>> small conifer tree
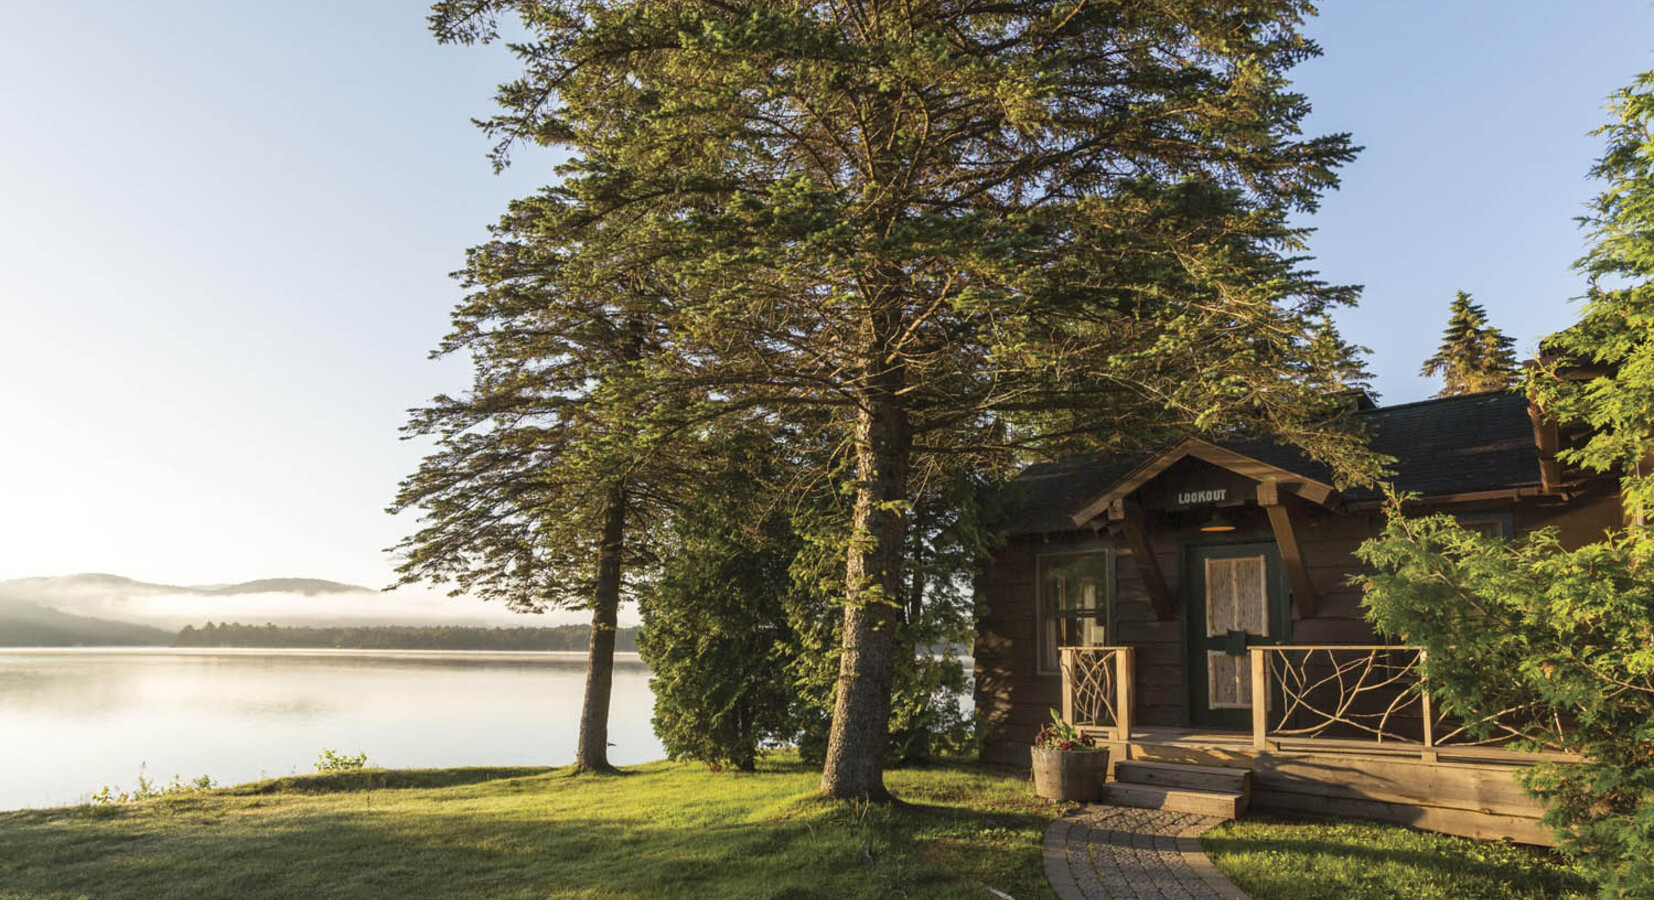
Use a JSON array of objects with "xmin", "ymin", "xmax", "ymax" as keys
[{"xmin": 1419, "ymin": 291, "xmax": 1521, "ymax": 397}]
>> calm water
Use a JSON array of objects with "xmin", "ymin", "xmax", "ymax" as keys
[{"xmin": 0, "ymin": 648, "xmax": 661, "ymax": 811}]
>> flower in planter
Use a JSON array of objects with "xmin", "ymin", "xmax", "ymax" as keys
[
  {"xmin": 1030, "ymin": 709, "xmax": 1109, "ymax": 802},
  {"xmin": 1033, "ymin": 709, "xmax": 1102, "ymax": 751}
]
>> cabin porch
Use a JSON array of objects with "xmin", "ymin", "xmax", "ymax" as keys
[{"xmin": 1057, "ymin": 644, "xmax": 1569, "ymax": 845}]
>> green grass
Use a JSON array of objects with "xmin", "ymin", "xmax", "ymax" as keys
[
  {"xmin": 1203, "ymin": 816, "xmax": 1596, "ymax": 900},
  {"xmin": 0, "ymin": 757, "xmax": 1059, "ymax": 899}
]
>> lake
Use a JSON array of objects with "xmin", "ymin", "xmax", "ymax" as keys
[{"xmin": 0, "ymin": 648, "xmax": 661, "ymax": 811}]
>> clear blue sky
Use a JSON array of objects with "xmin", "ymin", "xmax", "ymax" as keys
[{"xmin": 0, "ymin": 1, "xmax": 1649, "ymax": 588}]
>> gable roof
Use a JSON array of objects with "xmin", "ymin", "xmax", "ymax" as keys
[
  {"xmin": 1065, "ymin": 437, "xmax": 1341, "ymax": 526},
  {"xmin": 1004, "ymin": 390, "xmax": 1543, "ymax": 535}
]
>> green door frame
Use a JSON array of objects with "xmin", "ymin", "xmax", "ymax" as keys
[{"xmin": 1183, "ymin": 539, "xmax": 1292, "ymax": 730}]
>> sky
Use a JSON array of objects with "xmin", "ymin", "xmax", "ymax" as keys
[{"xmin": 0, "ymin": 1, "xmax": 1650, "ymax": 596}]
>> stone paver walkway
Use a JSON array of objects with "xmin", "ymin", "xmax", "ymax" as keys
[{"xmin": 1043, "ymin": 806, "xmax": 1249, "ymax": 900}]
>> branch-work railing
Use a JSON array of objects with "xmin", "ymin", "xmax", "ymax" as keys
[
  {"xmin": 1250, "ymin": 645, "xmax": 1568, "ymax": 760},
  {"xmin": 1059, "ymin": 646, "xmax": 1134, "ymax": 740}
]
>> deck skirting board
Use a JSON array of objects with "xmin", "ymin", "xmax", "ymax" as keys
[
  {"xmin": 1250, "ymin": 791, "xmax": 1553, "ymax": 846},
  {"xmin": 1251, "ymin": 753, "xmax": 1540, "ymax": 820},
  {"xmin": 1119, "ymin": 733, "xmax": 1555, "ymax": 846}
]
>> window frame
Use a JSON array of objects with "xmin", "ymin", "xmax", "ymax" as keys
[
  {"xmin": 1455, "ymin": 511, "xmax": 1514, "ymax": 540},
  {"xmin": 1034, "ymin": 545, "xmax": 1115, "ymax": 676}
]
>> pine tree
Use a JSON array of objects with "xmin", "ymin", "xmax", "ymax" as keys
[
  {"xmin": 431, "ymin": 0, "xmax": 1381, "ymax": 801},
  {"xmin": 389, "ymin": 191, "xmax": 704, "ymax": 773},
  {"xmin": 1419, "ymin": 291, "xmax": 1520, "ymax": 397}
]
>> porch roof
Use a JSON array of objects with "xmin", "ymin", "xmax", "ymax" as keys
[{"xmin": 1004, "ymin": 391, "xmax": 1544, "ymax": 535}]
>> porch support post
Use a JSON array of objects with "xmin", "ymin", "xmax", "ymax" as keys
[
  {"xmin": 1115, "ymin": 647, "xmax": 1135, "ymax": 742},
  {"xmin": 1419, "ymin": 648, "xmax": 1438, "ymax": 763},
  {"xmin": 1116, "ymin": 500, "xmax": 1175, "ymax": 621},
  {"xmin": 1060, "ymin": 647, "xmax": 1075, "ymax": 726},
  {"xmin": 1251, "ymin": 647, "xmax": 1269, "ymax": 750},
  {"xmin": 1259, "ymin": 479, "xmax": 1318, "ymax": 620}
]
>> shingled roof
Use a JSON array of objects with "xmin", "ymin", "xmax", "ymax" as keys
[{"xmin": 1004, "ymin": 391, "xmax": 1542, "ymax": 535}]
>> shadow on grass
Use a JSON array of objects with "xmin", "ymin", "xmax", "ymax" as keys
[
  {"xmin": 1205, "ymin": 818, "xmax": 1593, "ymax": 899},
  {"xmin": 228, "ymin": 766, "xmax": 554, "ymax": 795},
  {"xmin": 884, "ymin": 798, "xmax": 1049, "ymax": 834}
]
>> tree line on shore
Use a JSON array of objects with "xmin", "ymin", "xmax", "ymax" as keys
[{"xmin": 173, "ymin": 622, "xmax": 637, "ymax": 652}]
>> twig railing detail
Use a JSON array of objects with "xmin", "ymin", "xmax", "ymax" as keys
[
  {"xmin": 1059, "ymin": 646, "xmax": 1134, "ymax": 740},
  {"xmin": 1250, "ymin": 645, "xmax": 1564, "ymax": 759}
]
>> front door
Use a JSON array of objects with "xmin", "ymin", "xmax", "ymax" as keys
[{"xmin": 1185, "ymin": 542, "xmax": 1290, "ymax": 729}]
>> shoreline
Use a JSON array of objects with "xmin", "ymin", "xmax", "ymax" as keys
[{"xmin": 0, "ymin": 646, "xmax": 648, "ymax": 660}]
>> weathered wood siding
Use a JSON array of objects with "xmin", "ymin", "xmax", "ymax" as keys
[
  {"xmin": 1517, "ymin": 492, "xmax": 1624, "ymax": 546},
  {"xmin": 975, "ymin": 533, "xmax": 1074, "ymax": 765}
]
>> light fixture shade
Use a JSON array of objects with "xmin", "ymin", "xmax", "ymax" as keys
[{"xmin": 1198, "ymin": 510, "xmax": 1236, "ymax": 533}]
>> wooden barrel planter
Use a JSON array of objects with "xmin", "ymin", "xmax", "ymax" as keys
[{"xmin": 1031, "ymin": 746, "xmax": 1109, "ymax": 802}]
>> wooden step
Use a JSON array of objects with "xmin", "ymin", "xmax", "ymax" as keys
[
  {"xmin": 1115, "ymin": 760, "xmax": 1251, "ymax": 794},
  {"xmin": 1124, "ymin": 741, "xmax": 1258, "ymax": 769},
  {"xmin": 1098, "ymin": 782, "xmax": 1249, "ymax": 819}
]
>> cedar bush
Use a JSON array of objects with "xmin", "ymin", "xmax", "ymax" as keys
[
  {"xmin": 1358, "ymin": 513, "xmax": 1654, "ymax": 897},
  {"xmin": 1358, "ymin": 66, "xmax": 1654, "ymax": 899},
  {"xmin": 636, "ymin": 452, "xmax": 801, "ymax": 772}
]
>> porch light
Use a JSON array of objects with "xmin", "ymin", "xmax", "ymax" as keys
[{"xmin": 1198, "ymin": 510, "xmax": 1236, "ymax": 533}]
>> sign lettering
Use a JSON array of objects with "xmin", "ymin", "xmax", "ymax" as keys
[{"xmin": 1176, "ymin": 489, "xmax": 1228, "ymax": 505}]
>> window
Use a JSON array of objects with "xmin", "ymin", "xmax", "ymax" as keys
[
  {"xmin": 1456, "ymin": 513, "xmax": 1513, "ymax": 539},
  {"xmin": 1036, "ymin": 550, "xmax": 1111, "ymax": 674}
]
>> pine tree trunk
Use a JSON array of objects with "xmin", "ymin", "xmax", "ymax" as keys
[
  {"xmin": 820, "ymin": 391, "xmax": 911, "ymax": 801},
  {"xmin": 575, "ymin": 482, "xmax": 626, "ymax": 773}
]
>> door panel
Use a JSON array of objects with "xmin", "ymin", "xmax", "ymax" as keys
[{"xmin": 1186, "ymin": 543, "xmax": 1290, "ymax": 729}]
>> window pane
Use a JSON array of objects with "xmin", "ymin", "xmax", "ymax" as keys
[
  {"xmin": 1043, "ymin": 553, "xmax": 1109, "ymax": 614},
  {"xmin": 1038, "ymin": 551, "xmax": 1109, "ymax": 671}
]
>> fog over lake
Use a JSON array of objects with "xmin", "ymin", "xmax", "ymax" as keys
[
  {"xmin": 0, "ymin": 575, "xmax": 591, "ymax": 630},
  {"xmin": 0, "ymin": 648, "xmax": 660, "ymax": 811}
]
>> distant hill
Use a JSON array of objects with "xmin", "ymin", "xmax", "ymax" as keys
[
  {"xmin": 0, "ymin": 574, "xmax": 372, "ymax": 599},
  {"xmin": 0, "ymin": 600, "xmax": 174, "ymax": 647}
]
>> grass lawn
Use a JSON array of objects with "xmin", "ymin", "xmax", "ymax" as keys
[
  {"xmin": 1202, "ymin": 816, "xmax": 1596, "ymax": 900},
  {"xmin": 0, "ymin": 758, "xmax": 1059, "ymax": 900}
]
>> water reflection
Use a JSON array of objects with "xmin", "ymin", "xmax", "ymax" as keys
[{"xmin": 0, "ymin": 648, "xmax": 659, "ymax": 811}]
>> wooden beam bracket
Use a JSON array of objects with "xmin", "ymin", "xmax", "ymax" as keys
[
  {"xmin": 1529, "ymin": 402, "xmax": 1563, "ymax": 494},
  {"xmin": 1260, "ymin": 479, "xmax": 1318, "ymax": 620},
  {"xmin": 1120, "ymin": 500, "xmax": 1176, "ymax": 621}
]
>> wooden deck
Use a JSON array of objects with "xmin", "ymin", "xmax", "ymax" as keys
[{"xmin": 1080, "ymin": 725, "xmax": 1560, "ymax": 846}]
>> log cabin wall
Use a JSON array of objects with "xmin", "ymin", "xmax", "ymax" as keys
[
  {"xmin": 976, "ymin": 504, "xmax": 1390, "ymax": 765},
  {"xmin": 978, "ymin": 506, "xmax": 1628, "ymax": 765},
  {"xmin": 975, "ymin": 493, "xmax": 1629, "ymax": 765},
  {"xmin": 975, "ymin": 530, "xmax": 1084, "ymax": 766},
  {"xmin": 975, "ymin": 391, "xmax": 1627, "ymax": 765}
]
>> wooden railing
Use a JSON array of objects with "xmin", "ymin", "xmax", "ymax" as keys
[
  {"xmin": 1059, "ymin": 646, "xmax": 1134, "ymax": 740},
  {"xmin": 1055, "ymin": 643, "xmax": 1565, "ymax": 761},
  {"xmin": 1250, "ymin": 645, "xmax": 1566, "ymax": 761}
]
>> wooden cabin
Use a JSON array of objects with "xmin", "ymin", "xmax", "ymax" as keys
[{"xmin": 973, "ymin": 390, "xmax": 1623, "ymax": 842}]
